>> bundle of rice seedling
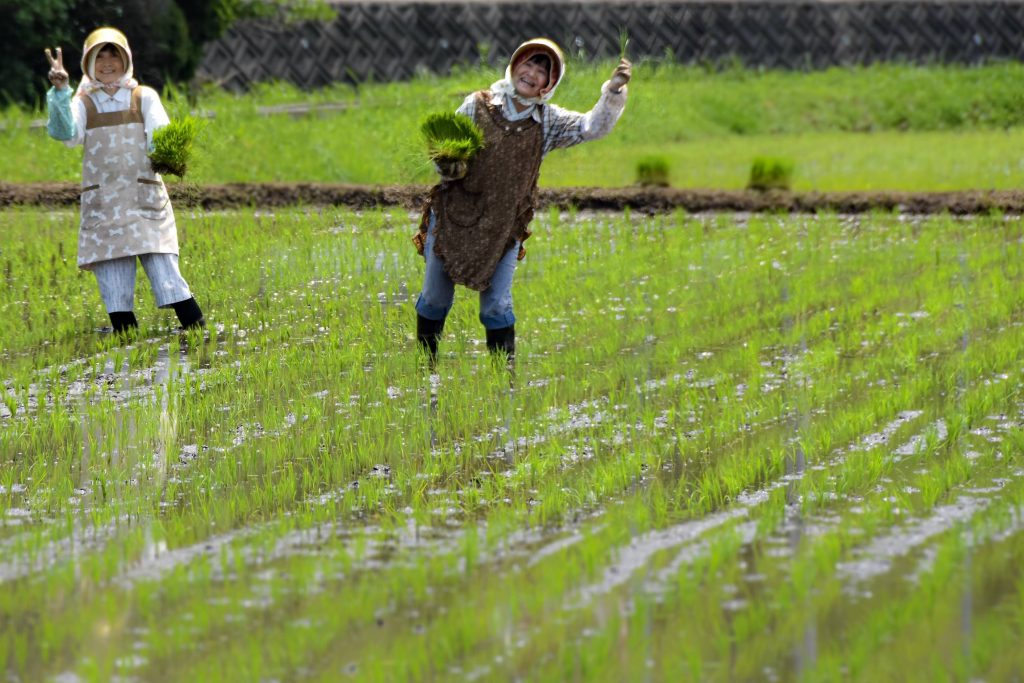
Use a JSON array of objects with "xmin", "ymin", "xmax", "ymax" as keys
[
  {"xmin": 636, "ymin": 155, "xmax": 670, "ymax": 187},
  {"xmin": 148, "ymin": 116, "xmax": 202, "ymax": 177},
  {"xmin": 421, "ymin": 112, "xmax": 484, "ymax": 163},
  {"xmin": 748, "ymin": 157, "xmax": 795, "ymax": 191}
]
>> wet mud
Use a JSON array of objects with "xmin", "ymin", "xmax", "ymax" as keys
[{"xmin": 4, "ymin": 181, "xmax": 1024, "ymax": 214}]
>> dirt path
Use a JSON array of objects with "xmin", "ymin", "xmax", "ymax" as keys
[{"xmin": 3, "ymin": 182, "xmax": 1023, "ymax": 214}]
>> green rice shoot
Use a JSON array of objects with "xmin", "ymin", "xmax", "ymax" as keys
[
  {"xmin": 3, "ymin": 205, "xmax": 1024, "ymax": 681},
  {"xmin": 748, "ymin": 156, "xmax": 795, "ymax": 191},
  {"xmin": 421, "ymin": 112, "xmax": 484, "ymax": 163},
  {"xmin": 149, "ymin": 116, "xmax": 203, "ymax": 177},
  {"xmin": 636, "ymin": 155, "xmax": 670, "ymax": 186}
]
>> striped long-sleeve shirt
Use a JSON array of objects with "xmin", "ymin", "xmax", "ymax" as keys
[{"xmin": 456, "ymin": 80, "xmax": 628, "ymax": 158}]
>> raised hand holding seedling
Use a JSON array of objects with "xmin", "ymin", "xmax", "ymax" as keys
[
  {"xmin": 44, "ymin": 47, "xmax": 69, "ymax": 89},
  {"xmin": 609, "ymin": 58, "xmax": 632, "ymax": 93}
]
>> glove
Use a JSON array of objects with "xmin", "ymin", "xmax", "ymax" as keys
[
  {"xmin": 435, "ymin": 158, "xmax": 468, "ymax": 182},
  {"xmin": 608, "ymin": 58, "xmax": 632, "ymax": 93}
]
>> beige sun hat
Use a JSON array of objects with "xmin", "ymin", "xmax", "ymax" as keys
[
  {"xmin": 80, "ymin": 27, "xmax": 133, "ymax": 81},
  {"xmin": 505, "ymin": 38, "xmax": 566, "ymax": 101}
]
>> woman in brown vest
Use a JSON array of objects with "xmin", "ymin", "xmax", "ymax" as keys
[
  {"xmin": 44, "ymin": 28, "xmax": 205, "ymax": 335},
  {"xmin": 414, "ymin": 38, "xmax": 631, "ymax": 367}
]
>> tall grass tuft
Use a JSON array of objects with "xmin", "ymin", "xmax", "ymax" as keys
[
  {"xmin": 420, "ymin": 112, "xmax": 485, "ymax": 163},
  {"xmin": 149, "ymin": 116, "xmax": 203, "ymax": 177},
  {"xmin": 636, "ymin": 156, "xmax": 670, "ymax": 187},
  {"xmin": 747, "ymin": 156, "xmax": 794, "ymax": 191}
]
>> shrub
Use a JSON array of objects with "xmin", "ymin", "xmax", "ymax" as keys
[
  {"xmin": 149, "ymin": 116, "xmax": 203, "ymax": 177},
  {"xmin": 636, "ymin": 156, "xmax": 670, "ymax": 187},
  {"xmin": 748, "ymin": 157, "xmax": 794, "ymax": 191}
]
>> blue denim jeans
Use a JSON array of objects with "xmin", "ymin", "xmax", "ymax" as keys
[
  {"xmin": 92, "ymin": 253, "xmax": 193, "ymax": 313},
  {"xmin": 415, "ymin": 211, "xmax": 519, "ymax": 330}
]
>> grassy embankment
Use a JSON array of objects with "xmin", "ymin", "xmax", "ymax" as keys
[{"xmin": 2, "ymin": 60, "xmax": 1024, "ymax": 190}]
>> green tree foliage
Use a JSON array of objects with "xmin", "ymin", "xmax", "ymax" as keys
[
  {"xmin": 1, "ymin": 0, "xmax": 77, "ymax": 106},
  {"xmin": 0, "ymin": 0, "xmax": 334, "ymax": 107}
]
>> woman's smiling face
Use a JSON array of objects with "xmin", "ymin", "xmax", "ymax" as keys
[
  {"xmin": 511, "ymin": 54, "xmax": 550, "ymax": 99},
  {"xmin": 93, "ymin": 45, "xmax": 125, "ymax": 85}
]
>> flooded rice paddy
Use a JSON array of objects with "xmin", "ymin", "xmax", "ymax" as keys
[{"xmin": 2, "ymin": 206, "xmax": 1024, "ymax": 682}]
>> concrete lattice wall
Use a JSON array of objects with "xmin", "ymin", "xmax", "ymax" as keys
[{"xmin": 197, "ymin": 2, "xmax": 1024, "ymax": 90}]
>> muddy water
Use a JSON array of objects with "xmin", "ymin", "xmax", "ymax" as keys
[{"xmin": 5, "ymin": 210, "xmax": 1024, "ymax": 681}]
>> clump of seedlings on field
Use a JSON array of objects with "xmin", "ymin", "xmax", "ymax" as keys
[
  {"xmin": 636, "ymin": 155, "xmax": 670, "ymax": 187},
  {"xmin": 747, "ymin": 156, "xmax": 795, "ymax": 191}
]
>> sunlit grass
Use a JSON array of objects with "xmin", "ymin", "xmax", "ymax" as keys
[{"xmin": 4, "ymin": 61, "xmax": 1024, "ymax": 189}]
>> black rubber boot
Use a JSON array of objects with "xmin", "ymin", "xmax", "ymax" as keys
[
  {"xmin": 485, "ymin": 325, "xmax": 515, "ymax": 365},
  {"xmin": 109, "ymin": 311, "xmax": 138, "ymax": 334},
  {"xmin": 172, "ymin": 297, "xmax": 205, "ymax": 330},
  {"xmin": 416, "ymin": 314, "xmax": 445, "ymax": 366}
]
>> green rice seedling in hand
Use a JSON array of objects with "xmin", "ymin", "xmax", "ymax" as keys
[
  {"xmin": 149, "ymin": 116, "xmax": 202, "ymax": 177},
  {"xmin": 421, "ymin": 111, "xmax": 485, "ymax": 180}
]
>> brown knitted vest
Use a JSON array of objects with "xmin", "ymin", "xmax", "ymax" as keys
[{"xmin": 417, "ymin": 90, "xmax": 544, "ymax": 291}]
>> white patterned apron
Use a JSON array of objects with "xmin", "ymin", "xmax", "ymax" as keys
[{"xmin": 77, "ymin": 87, "xmax": 178, "ymax": 270}]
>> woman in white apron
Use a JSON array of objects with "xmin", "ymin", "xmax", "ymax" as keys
[{"xmin": 44, "ymin": 27, "xmax": 205, "ymax": 333}]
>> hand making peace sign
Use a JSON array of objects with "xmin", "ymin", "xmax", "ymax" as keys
[{"xmin": 45, "ymin": 47, "xmax": 70, "ymax": 90}]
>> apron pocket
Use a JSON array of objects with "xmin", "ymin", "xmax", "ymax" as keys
[
  {"xmin": 137, "ymin": 177, "xmax": 169, "ymax": 220},
  {"xmin": 442, "ymin": 187, "xmax": 485, "ymax": 227},
  {"xmin": 80, "ymin": 184, "xmax": 101, "ymax": 230}
]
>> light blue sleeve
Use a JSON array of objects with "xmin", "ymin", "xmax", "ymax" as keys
[{"xmin": 46, "ymin": 87, "xmax": 76, "ymax": 141}]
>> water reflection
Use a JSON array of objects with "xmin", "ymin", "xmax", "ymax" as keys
[
  {"xmin": 781, "ymin": 272, "xmax": 818, "ymax": 674},
  {"xmin": 956, "ymin": 249, "xmax": 973, "ymax": 675},
  {"xmin": 74, "ymin": 342, "xmax": 189, "ymax": 576}
]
